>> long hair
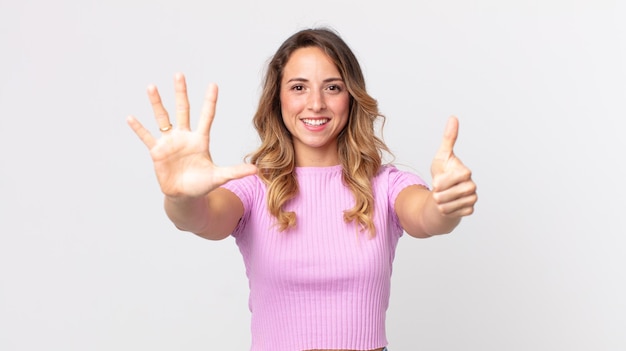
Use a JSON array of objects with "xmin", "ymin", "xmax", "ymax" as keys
[{"xmin": 247, "ymin": 28, "xmax": 392, "ymax": 235}]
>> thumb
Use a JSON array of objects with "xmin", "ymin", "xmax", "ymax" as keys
[
  {"xmin": 431, "ymin": 116, "xmax": 459, "ymax": 175},
  {"xmin": 220, "ymin": 163, "xmax": 258, "ymax": 182}
]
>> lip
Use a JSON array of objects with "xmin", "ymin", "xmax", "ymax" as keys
[{"xmin": 300, "ymin": 117, "xmax": 330, "ymax": 131}]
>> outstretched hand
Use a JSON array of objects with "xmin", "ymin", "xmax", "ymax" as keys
[
  {"xmin": 430, "ymin": 116, "xmax": 477, "ymax": 218},
  {"xmin": 126, "ymin": 73, "xmax": 257, "ymax": 199}
]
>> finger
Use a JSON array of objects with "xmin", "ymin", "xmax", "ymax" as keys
[
  {"xmin": 432, "ymin": 157, "xmax": 471, "ymax": 191},
  {"xmin": 224, "ymin": 163, "xmax": 257, "ymax": 180},
  {"xmin": 433, "ymin": 194, "xmax": 477, "ymax": 217},
  {"xmin": 198, "ymin": 83, "xmax": 219, "ymax": 136},
  {"xmin": 432, "ymin": 178, "xmax": 477, "ymax": 204},
  {"xmin": 439, "ymin": 115, "xmax": 459, "ymax": 155},
  {"xmin": 147, "ymin": 85, "xmax": 172, "ymax": 132},
  {"xmin": 440, "ymin": 202, "xmax": 476, "ymax": 217},
  {"xmin": 174, "ymin": 73, "xmax": 191, "ymax": 130},
  {"xmin": 432, "ymin": 181, "xmax": 478, "ymax": 216},
  {"xmin": 214, "ymin": 163, "xmax": 258, "ymax": 184},
  {"xmin": 126, "ymin": 115, "xmax": 156, "ymax": 149},
  {"xmin": 431, "ymin": 116, "xmax": 459, "ymax": 175}
]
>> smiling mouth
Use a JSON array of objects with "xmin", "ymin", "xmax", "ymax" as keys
[{"xmin": 302, "ymin": 118, "xmax": 330, "ymax": 126}]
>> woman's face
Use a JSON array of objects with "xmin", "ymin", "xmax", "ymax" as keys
[{"xmin": 279, "ymin": 46, "xmax": 350, "ymax": 166}]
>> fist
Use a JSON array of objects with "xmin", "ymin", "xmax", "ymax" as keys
[{"xmin": 430, "ymin": 116, "xmax": 477, "ymax": 217}]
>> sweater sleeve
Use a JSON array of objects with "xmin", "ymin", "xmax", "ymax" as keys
[
  {"xmin": 220, "ymin": 175, "xmax": 260, "ymax": 238},
  {"xmin": 385, "ymin": 165, "xmax": 429, "ymax": 232}
]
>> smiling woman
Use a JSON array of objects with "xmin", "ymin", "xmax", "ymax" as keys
[
  {"xmin": 127, "ymin": 27, "xmax": 477, "ymax": 351},
  {"xmin": 279, "ymin": 46, "xmax": 351, "ymax": 166}
]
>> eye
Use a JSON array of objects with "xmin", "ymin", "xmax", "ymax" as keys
[
  {"xmin": 326, "ymin": 84, "xmax": 343, "ymax": 93},
  {"xmin": 291, "ymin": 84, "xmax": 304, "ymax": 91}
]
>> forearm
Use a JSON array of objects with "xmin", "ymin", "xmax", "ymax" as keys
[
  {"xmin": 396, "ymin": 186, "xmax": 461, "ymax": 238},
  {"xmin": 164, "ymin": 195, "xmax": 211, "ymax": 234},
  {"xmin": 163, "ymin": 188, "xmax": 243, "ymax": 240},
  {"xmin": 420, "ymin": 192, "xmax": 461, "ymax": 236}
]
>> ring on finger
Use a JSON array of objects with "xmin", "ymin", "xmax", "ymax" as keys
[{"xmin": 159, "ymin": 123, "xmax": 173, "ymax": 132}]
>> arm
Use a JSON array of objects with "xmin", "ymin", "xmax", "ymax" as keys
[
  {"xmin": 395, "ymin": 116, "xmax": 477, "ymax": 238},
  {"xmin": 127, "ymin": 73, "xmax": 257, "ymax": 240},
  {"xmin": 164, "ymin": 188, "xmax": 244, "ymax": 241}
]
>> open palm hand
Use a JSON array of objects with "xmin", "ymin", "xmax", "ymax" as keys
[{"xmin": 127, "ymin": 73, "xmax": 257, "ymax": 199}]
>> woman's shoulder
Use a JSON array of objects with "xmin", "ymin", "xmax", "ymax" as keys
[
  {"xmin": 221, "ymin": 173, "xmax": 265, "ymax": 194},
  {"xmin": 375, "ymin": 163, "xmax": 429, "ymax": 189},
  {"xmin": 376, "ymin": 163, "xmax": 412, "ymax": 178}
]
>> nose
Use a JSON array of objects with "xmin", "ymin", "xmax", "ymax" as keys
[{"xmin": 307, "ymin": 90, "xmax": 326, "ymax": 112}]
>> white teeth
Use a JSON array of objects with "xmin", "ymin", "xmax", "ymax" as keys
[{"xmin": 302, "ymin": 119, "xmax": 329, "ymax": 126}]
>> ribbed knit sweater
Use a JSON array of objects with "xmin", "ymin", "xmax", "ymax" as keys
[{"xmin": 222, "ymin": 164, "xmax": 427, "ymax": 351}]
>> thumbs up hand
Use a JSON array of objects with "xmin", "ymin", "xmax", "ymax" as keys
[{"xmin": 430, "ymin": 116, "xmax": 477, "ymax": 218}]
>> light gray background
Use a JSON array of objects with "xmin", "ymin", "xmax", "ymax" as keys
[{"xmin": 1, "ymin": 0, "xmax": 625, "ymax": 350}]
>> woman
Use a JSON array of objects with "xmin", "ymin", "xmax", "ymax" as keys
[{"xmin": 127, "ymin": 28, "xmax": 477, "ymax": 351}]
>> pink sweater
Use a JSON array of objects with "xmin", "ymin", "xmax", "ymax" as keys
[{"xmin": 222, "ymin": 165, "xmax": 427, "ymax": 351}]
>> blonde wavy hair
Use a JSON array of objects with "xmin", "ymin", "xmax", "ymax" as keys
[{"xmin": 247, "ymin": 28, "xmax": 392, "ymax": 235}]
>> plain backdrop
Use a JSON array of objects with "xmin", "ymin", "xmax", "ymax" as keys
[{"xmin": 1, "ymin": 0, "xmax": 625, "ymax": 350}]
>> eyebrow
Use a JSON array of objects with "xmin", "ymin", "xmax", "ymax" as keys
[{"xmin": 285, "ymin": 77, "xmax": 344, "ymax": 84}]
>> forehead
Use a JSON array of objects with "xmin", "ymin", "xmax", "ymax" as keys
[{"xmin": 282, "ymin": 46, "xmax": 341, "ymax": 78}]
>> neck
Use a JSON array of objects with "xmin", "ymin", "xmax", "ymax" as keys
[
  {"xmin": 293, "ymin": 142, "xmax": 340, "ymax": 167},
  {"xmin": 294, "ymin": 150, "xmax": 340, "ymax": 167}
]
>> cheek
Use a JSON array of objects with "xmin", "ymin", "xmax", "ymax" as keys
[
  {"xmin": 334, "ymin": 95, "xmax": 351, "ymax": 119},
  {"xmin": 280, "ymin": 98, "xmax": 301, "ymax": 118},
  {"xmin": 279, "ymin": 103, "xmax": 297, "ymax": 133},
  {"xmin": 280, "ymin": 104, "xmax": 295, "ymax": 128}
]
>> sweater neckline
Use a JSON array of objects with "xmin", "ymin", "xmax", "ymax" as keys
[{"xmin": 294, "ymin": 164, "xmax": 343, "ymax": 175}]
